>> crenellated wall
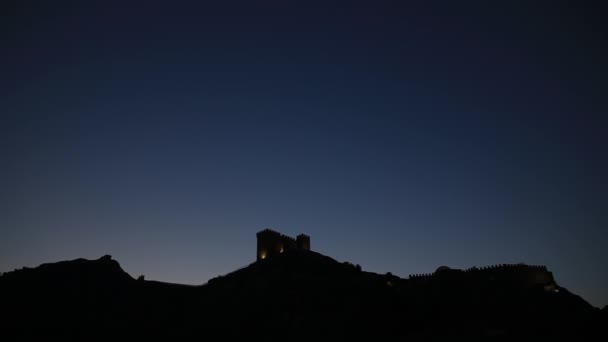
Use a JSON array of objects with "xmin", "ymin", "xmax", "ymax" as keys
[{"xmin": 408, "ymin": 263, "xmax": 556, "ymax": 288}]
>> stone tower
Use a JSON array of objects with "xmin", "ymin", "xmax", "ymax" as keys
[{"xmin": 296, "ymin": 234, "xmax": 310, "ymax": 250}]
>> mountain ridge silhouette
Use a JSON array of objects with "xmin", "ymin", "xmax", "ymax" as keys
[{"xmin": 1, "ymin": 251, "xmax": 605, "ymax": 339}]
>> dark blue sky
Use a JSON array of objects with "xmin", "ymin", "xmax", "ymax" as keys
[{"xmin": 2, "ymin": 1, "xmax": 607, "ymax": 306}]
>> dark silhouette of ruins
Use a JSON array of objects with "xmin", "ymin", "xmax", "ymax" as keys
[
  {"xmin": 256, "ymin": 229, "xmax": 310, "ymax": 260},
  {"xmin": 408, "ymin": 264, "xmax": 558, "ymax": 291}
]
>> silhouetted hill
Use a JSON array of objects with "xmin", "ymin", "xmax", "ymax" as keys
[
  {"xmin": 1, "ymin": 251, "xmax": 605, "ymax": 340},
  {"xmin": 0, "ymin": 255, "xmax": 133, "ymax": 285}
]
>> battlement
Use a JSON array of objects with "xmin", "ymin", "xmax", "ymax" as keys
[
  {"xmin": 258, "ymin": 228, "xmax": 296, "ymax": 242},
  {"xmin": 464, "ymin": 264, "xmax": 548, "ymax": 272},
  {"xmin": 256, "ymin": 229, "xmax": 311, "ymax": 260},
  {"xmin": 409, "ymin": 273, "xmax": 434, "ymax": 279}
]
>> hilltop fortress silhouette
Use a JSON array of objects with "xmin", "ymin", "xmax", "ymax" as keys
[
  {"xmin": 256, "ymin": 228, "xmax": 310, "ymax": 260},
  {"xmin": 256, "ymin": 228, "xmax": 558, "ymax": 291},
  {"xmin": 1, "ymin": 228, "xmax": 603, "ymax": 339}
]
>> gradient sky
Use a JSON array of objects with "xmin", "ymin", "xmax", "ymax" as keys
[{"xmin": 2, "ymin": 1, "xmax": 607, "ymax": 306}]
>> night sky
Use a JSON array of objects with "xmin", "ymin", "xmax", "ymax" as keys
[{"xmin": 2, "ymin": 1, "xmax": 607, "ymax": 306}]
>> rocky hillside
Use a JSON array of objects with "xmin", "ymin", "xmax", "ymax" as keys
[{"xmin": 0, "ymin": 251, "xmax": 604, "ymax": 340}]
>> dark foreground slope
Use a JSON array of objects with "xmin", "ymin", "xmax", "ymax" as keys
[{"xmin": 0, "ymin": 252, "xmax": 605, "ymax": 340}]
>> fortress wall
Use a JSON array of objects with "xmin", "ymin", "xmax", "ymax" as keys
[{"xmin": 407, "ymin": 264, "xmax": 555, "ymax": 288}]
